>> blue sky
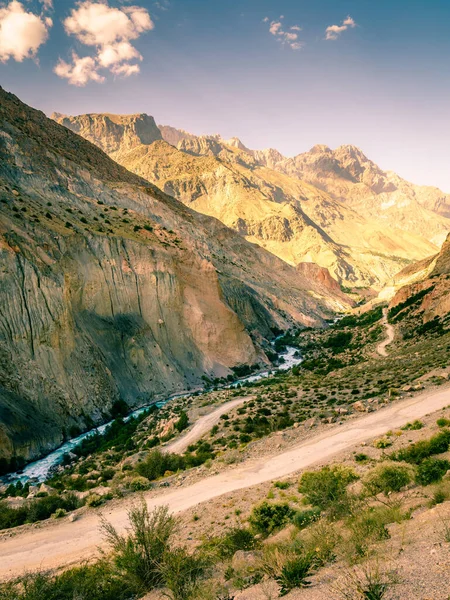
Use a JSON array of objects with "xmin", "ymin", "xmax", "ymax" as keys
[{"xmin": 1, "ymin": 0, "xmax": 450, "ymax": 191}]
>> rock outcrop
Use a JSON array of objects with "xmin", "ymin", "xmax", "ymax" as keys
[
  {"xmin": 52, "ymin": 112, "xmax": 162, "ymax": 155},
  {"xmin": 0, "ymin": 87, "xmax": 347, "ymax": 467}
]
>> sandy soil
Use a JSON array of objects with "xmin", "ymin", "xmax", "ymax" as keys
[
  {"xmin": 165, "ymin": 396, "xmax": 253, "ymax": 454},
  {"xmin": 376, "ymin": 309, "xmax": 395, "ymax": 357},
  {"xmin": 0, "ymin": 385, "xmax": 449, "ymax": 580}
]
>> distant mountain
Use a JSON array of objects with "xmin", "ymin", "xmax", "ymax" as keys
[
  {"xmin": 0, "ymin": 89, "xmax": 346, "ymax": 468},
  {"xmin": 54, "ymin": 113, "xmax": 450, "ymax": 290}
]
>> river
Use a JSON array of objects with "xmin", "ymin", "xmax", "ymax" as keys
[{"xmin": 4, "ymin": 346, "xmax": 302, "ymax": 485}]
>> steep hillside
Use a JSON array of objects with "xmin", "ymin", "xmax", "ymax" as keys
[
  {"xmin": 388, "ymin": 233, "xmax": 450, "ymax": 336},
  {"xmin": 54, "ymin": 114, "xmax": 445, "ymax": 290},
  {"xmin": 0, "ymin": 88, "xmax": 348, "ymax": 468}
]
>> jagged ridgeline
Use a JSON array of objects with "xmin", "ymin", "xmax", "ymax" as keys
[
  {"xmin": 0, "ymin": 87, "xmax": 349, "ymax": 469},
  {"xmin": 54, "ymin": 113, "xmax": 450, "ymax": 290}
]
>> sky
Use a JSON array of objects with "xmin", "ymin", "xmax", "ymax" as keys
[{"xmin": 1, "ymin": 0, "xmax": 450, "ymax": 191}]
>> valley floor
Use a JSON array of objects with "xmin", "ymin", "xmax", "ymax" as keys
[{"xmin": 1, "ymin": 384, "xmax": 450, "ymax": 580}]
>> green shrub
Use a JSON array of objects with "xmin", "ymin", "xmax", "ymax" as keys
[
  {"xmin": 158, "ymin": 547, "xmax": 208, "ymax": 600},
  {"xmin": 219, "ymin": 527, "xmax": 257, "ymax": 557},
  {"xmin": 249, "ymin": 502, "xmax": 295, "ymax": 536},
  {"xmin": 392, "ymin": 430, "xmax": 450, "ymax": 464},
  {"xmin": 363, "ymin": 463, "xmax": 414, "ymax": 496},
  {"xmin": 86, "ymin": 494, "xmax": 103, "ymax": 508},
  {"xmin": 175, "ymin": 411, "xmax": 189, "ymax": 433},
  {"xmin": 346, "ymin": 508, "xmax": 392, "ymax": 560},
  {"xmin": 298, "ymin": 466, "xmax": 358, "ymax": 517},
  {"xmin": 103, "ymin": 502, "xmax": 176, "ymax": 593},
  {"xmin": 0, "ymin": 561, "xmax": 133, "ymax": 600},
  {"xmin": 373, "ymin": 438, "xmax": 392, "ymax": 449},
  {"xmin": 354, "ymin": 453, "xmax": 369, "ymax": 463},
  {"xmin": 292, "ymin": 507, "xmax": 321, "ymax": 529},
  {"xmin": 135, "ymin": 449, "xmax": 183, "ymax": 481},
  {"xmin": 401, "ymin": 420, "xmax": 423, "ymax": 431},
  {"xmin": 128, "ymin": 477, "xmax": 150, "ymax": 492},
  {"xmin": 274, "ymin": 481, "xmax": 290, "ymax": 490},
  {"xmin": 275, "ymin": 553, "xmax": 316, "ymax": 595},
  {"xmin": 415, "ymin": 458, "xmax": 450, "ymax": 486},
  {"xmin": 437, "ymin": 418, "xmax": 450, "ymax": 428}
]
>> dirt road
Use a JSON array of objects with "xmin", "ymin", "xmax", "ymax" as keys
[
  {"xmin": 377, "ymin": 309, "xmax": 395, "ymax": 356},
  {"xmin": 165, "ymin": 396, "xmax": 253, "ymax": 454},
  {"xmin": 1, "ymin": 385, "xmax": 449, "ymax": 580}
]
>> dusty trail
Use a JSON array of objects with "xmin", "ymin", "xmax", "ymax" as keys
[
  {"xmin": 376, "ymin": 308, "xmax": 395, "ymax": 356},
  {"xmin": 165, "ymin": 396, "xmax": 253, "ymax": 454},
  {"xmin": 1, "ymin": 385, "xmax": 449, "ymax": 580}
]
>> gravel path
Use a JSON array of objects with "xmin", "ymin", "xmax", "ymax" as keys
[
  {"xmin": 0, "ymin": 385, "xmax": 449, "ymax": 580},
  {"xmin": 376, "ymin": 308, "xmax": 395, "ymax": 356},
  {"xmin": 164, "ymin": 396, "xmax": 253, "ymax": 454}
]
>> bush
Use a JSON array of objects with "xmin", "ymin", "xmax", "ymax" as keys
[
  {"xmin": 437, "ymin": 418, "xmax": 450, "ymax": 428},
  {"xmin": 401, "ymin": 420, "xmax": 423, "ymax": 431},
  {"xmin": 249, "ymin": 502, "xmax": 295, "ymax": 536},
  {"xmin": 102, "ymin": 502, "xmax": 176, "ymax": 593},
  {"xmin": 128, "ymin": 477, "xmax": 150, "ymax": 492},
  {"xmin": 175, "ymin": 411, "xmax": 189, "ymax": 433},
  {"xmin": 219, "ymin": 527, "xmax": 257, "ymax": 557},
  {"xmin": 275, "ymin": 553, "xmax": 316, "ymax": 595},
  {"xmin": 373, "ymin": 438, "xmax": 392, "ymax": 449},
  {"xmin": 392, "ymin": 430, "xmax": 450, "ymax": 464},
  {"xmin": 363, "ymin": 463, "xmax": 414, "ymax": 496},
  {"xmin": 0, "ymin": 561, "xmax": 134, "ymax": 600},
  {"xmin": 298, "ymin": 466, "xmax": 358, "ymax": 517},
  {"xmin": 416, "ymin": 458, "xmax": 450, "ymax": 486},
  {"xmin": 86, "ymin": 494, "xmax": 103, "ymax": 508},
  {"xmin": 135, "ymin": 449, "xmax": 183, "ymax": 481},
  {"xmin": 274, "ymin": 481, "xmax": 290, "ymax": 490},
  {"xmin": 292, "ymin": 507, "xmax": 321, "ymax": 529},
  {"xmin": 158, "ymin": 547, "xmax": 208, "ymax": 600}
]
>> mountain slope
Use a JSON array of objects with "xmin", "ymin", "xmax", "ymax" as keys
[
  {"xmin": 0, "ymin": 88, "xmax": 347, "ymax": 468},
  {"xmin": 54, "ymin": 114, "xmax": 449, "ymax": 290},
  {"xmin": 388, "ymin": 233, "xmax": 450, "ymax": 329},
  {"xmin": 262, "ymin": 143, "xmax": 450, "ymax": 243}
]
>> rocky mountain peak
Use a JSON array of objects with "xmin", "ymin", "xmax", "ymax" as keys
[
  {"xmin": 309, "ymin": 144, "xmax": 332, "ymax": 154},
  {"xmin": 52, "ymin": 111, "xmax": 162, "ymax": 155}
]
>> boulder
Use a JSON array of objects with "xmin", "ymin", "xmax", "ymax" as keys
[{"xmin": 352, "ymin": 401, "xmax": 366, "ymax": 412}]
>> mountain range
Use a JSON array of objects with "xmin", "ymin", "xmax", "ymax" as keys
[{"xmin": 53, "ymin": 112, "xmax": 450, "ymax": 292}]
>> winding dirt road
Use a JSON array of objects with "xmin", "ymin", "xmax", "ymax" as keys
[
  {"xmin": 165, "ymin": 396, "xmax": 253, "ymax": 454},
  {"xmin": 0, "ymin": 385, "xmax": 449, "ymax": 580},
  {"xmin": 376, "ymin": 308, "xmax": 395, "ymax": 357}
]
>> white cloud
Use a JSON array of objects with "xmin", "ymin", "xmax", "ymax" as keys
[
  {"xmin": 97, "ymin": 41, "xmax": 141, "ymax": 68},
  {"xmin": 325, "ymin": 15, "xmax": 356, "ymax": 40},
  {"xmin": 56, "ymin": 1, "xmax": 153, "ymax": 85},
  {"xmin": 54, "ymin": 52, "xmax": 105, "ymax": 86},
  {"xmin": 269, "ymin": 20, "xmax": 282, "ymax": 35},
  {"xmin": 0, "ymin": 0, "xmax": 51, "ymax": 62},
  {"xmin": 266, "ymin": 17, "xmax": 303, "ymax": 50},
  {"xmin": 262, "ymin": 16, "xmax": 269, "ymax": 23},
  {"xmin": 64, "ymin": 2, "xmax": 153, "ymax": 46}
]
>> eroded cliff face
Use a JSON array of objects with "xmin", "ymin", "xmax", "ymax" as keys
[
  {"xmin": 52, "ymin": 112, "xmax": 162, "ymax": 155},
  {"xmin": 0, "ymin": 88, "xmax": 345, "ymax": 466}
]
